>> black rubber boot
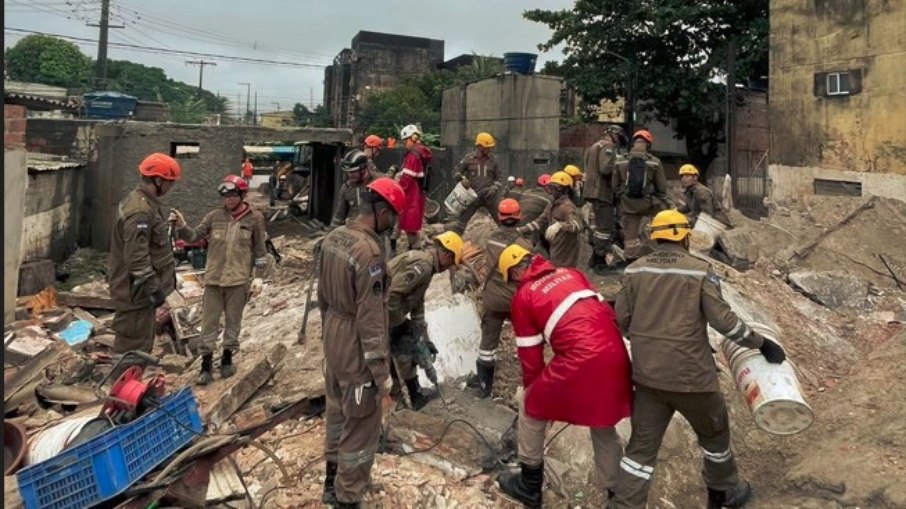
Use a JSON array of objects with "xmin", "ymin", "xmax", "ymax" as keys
[
  {"xmin": 322, "ymin": 460, "xmax": 338, "ymax": 505},
  {"xmin": 404, "ymin": 377, "xmax": 437, "ymax": 411},
  {"xmin": 220, "ymin": 349, "xmax": 236, "ymax": 379},
  {"xmin": 498, "ymin": 461, "xmax": 543, "ymax": 509},
  {"xmin": 196, "ymin": 355, "xmax": 213, "ymax": 386},
  {"xmin": 708, "ymin": 480, "xmax": 752, "ymax": 509},
  {"xmin": 466, "ymin": 360, "xmax": 495, "ymax": 398},
  {"xmin": 336, "ymin": 502, "xmax": 360, "ymax": 509}
]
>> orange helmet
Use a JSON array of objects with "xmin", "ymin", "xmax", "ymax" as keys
[
  {"xmin": 219, "ymin": 174, "xmax": 248, "ymax": 194},
  {"xmin": 139, "ymin": 153, "xmax": 181, "ymax": 181},
  {"xmin": 514, "ymin": 177, "xmax": 524, "ymax": 187},
  {"xmin": 365, "ymin": 177, "xmax": 405, "ymax": 214},
  {"xmin": 633, "ymin": 130, "xmax": 653, "ymax": 145},
  {"xmin": 537, "ymin": 174, "xmax": 551, "ymax": 186},
  {"xmin": 364, "ymin": 134, "xmax": 383, "ymax": 148},
  {"xmin": 497, "ymin": 198, "xmax": 522, "ymax": 222}
]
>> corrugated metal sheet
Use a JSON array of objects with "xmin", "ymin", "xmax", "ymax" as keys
[
  {"xmin": 205, "ymin": 459, "xmax": 247, "ymax": 504},
  {"xmin": 26, "ymin": 154, "xmax": 85, "ymax": 172}
]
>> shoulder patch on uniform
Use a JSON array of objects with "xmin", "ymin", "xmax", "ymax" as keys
[{"xmin": 369, "ymin": 264, "xmax": 383, "ymax": 277}]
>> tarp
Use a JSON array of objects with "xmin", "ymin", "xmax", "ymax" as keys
[{"xmin": 243, "ymin": 146, "xmax": 295, "ymax": 155}]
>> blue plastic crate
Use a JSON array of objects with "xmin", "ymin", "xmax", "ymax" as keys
[{"xmin": 17, "ymin": 387, "xmax": 203, "ymax": 509}]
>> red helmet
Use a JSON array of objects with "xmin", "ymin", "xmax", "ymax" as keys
[
  {"xmin": 139, "ymin": 153, "xmax": 181, "ymax": 181},
  {"xmin": 364, "ymin": 134, "xmax": 383, "ymax": 148},
  {"xmin": 366, "ymin": 177, "xmax": 405, "ymax": 214},
  {"xmin": 497, "ymin": 198, "xmax": 522, "ymax": 222},
  {"xmin": 537, "ymin": 174, "xmax": 551, "ymax": 186},
  {"xmin": 218, "ymin": 174, "xmax": 249, "ymax": 195},
  {"xmin": 633, "ymin": 129, "xmax": 654, "ymax": 145},
  {"xmin": 514, "ymin": 177, "xmax": 525, "ymax": 187}
]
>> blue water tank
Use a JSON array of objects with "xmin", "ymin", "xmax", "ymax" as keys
[
  {"xmin": 503, "ymin": 52, "xmax": 538, "ymax": 74},
  {"xmin": 84, "ymin": 91, "xmax": 138, "ymax": 119}
]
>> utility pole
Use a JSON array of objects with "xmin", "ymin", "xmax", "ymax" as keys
[
  {"xmin": 726, "ymin": 40, "xmax": 738, "ymax": 197},
  {"xmin": 186, "ymin": 60, "xmax": 216, "ymax": 93},
  {"xmin": 87, "ymin": 0, "xmax": 124, "ymax": 84},
  {"xmin": 235, "ymin": 93, "xmax": 241, "ymax": 122},
  {"xmin": 238, "ymin": 82, "xmax": 250, "ymax": 124},
  {"xmin": 253, "ymin": 90, "xmax": 258, "ymax": 126}
]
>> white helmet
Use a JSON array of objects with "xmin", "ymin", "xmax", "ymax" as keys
[
  {"xmin": 400, "ymin": 124, "xmax": 421, "ymax": 140},
  {"xmin": 507, "ymin": 175, "xmax": 516, "ymax": 183}
]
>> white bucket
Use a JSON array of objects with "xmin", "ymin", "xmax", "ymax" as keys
[
  {"xmin": 721, "ymin": 323, "xmax": 813, "ymax": 435},
  {"xmin": 25, "ymin": 415, "xmax": 96, "ymax": 465},
  {"xmin": 690, "ymin": 212, "xmax": 727, "ymax": 253},
  {"xmin": 443, "ymin": 182, "xmax": 478, "ymax": 218}
]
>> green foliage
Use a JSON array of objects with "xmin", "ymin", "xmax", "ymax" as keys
[
  {"xmin": 524, "ymin": 0, "xmax": 769, "ymax": 164},
  {"xmin": 292, "ymin": 103, "xmax": 332, "ymax": 127},
  {"xmin": 4, "ymin": 35, "xmax": 91, "ymax": 88},
  {"xmin": 105, "ymin": 59, "xmax": 228, "ymax": 115}
]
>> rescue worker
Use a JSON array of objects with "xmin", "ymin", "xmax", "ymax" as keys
[
  {"xmin": 398, "ymin": 124, "xmax": 431, "ymax": 251},
  {"xmin": 517, "ymin": 171, "xmax": 583, "ymax": 268},
  {"xmin": 584, "ymin": 125, "xmax": 624, "ymax": 273},
  {"xmin": 330, "ymin": 149, "xmax": 382, "ymax": 229},
  {"xmin": 677, "ymin": 164, "xmax": 732, "ymax": 227},
  {"xmin": 108, "ymin": 153, "xmax": 181, "ymax": 358},
  {"xmin": 241, "ymin": 157, "xmax": 253, "ymax": 185},
  {"xmin": 563, "ymin": 164, "xmax": 584, "ymax": 207},
  {"xmin": 612, "ymin": 130, "xmax": 671, "ymax": 263},
  {"xmin": 449, "ymin": 132, "xmax": 501, "ymax": 235},
  {"xmin": 168, "ymin": 175, "xmax": 267, "ymax": 385},
  {"xmin": 608, "ymin": 210, "xmax": 787, "ymax": 509},
  {"xmin": 506, "ymin": 177, "xmax": 525, "ymax": 200},
  {"xmin": 387, "ymin": 231, "xmax": 463, "ymax": 410},
  {"xmin": 363, "ymin": 134, "xmax": 383, "ymax": 173},
  {"xmin": 498, "ymin": 245, "xmax": 633, "ymax": 509},
  {"xmin": 517, "ymin": 174, "xmax": 553, "ymax": 251},
  {"xmin": 318, "ymin": 177, "xmax": 405, "ymax": 509},
  {"xmin": 465, "ymin": 199, "xmax": 532, "ymax": 398}
]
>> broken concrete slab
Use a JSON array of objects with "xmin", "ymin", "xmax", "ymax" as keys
[
  {"xmin": 788, "ymin": 270, "xmax": 870, "ymax": 310},
  {"xmin": 422, "ymin": 274, "xmax": 482, "ymax": 386}
]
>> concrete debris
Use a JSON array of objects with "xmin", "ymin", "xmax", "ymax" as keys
[{"xmin": 788, "ymin": 270, "xmax": 871, "ymax": 310}]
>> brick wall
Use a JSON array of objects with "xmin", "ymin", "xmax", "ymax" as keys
[{"xmin": 4, "ymin": 104, "xmax": 27, "ymax": 149}]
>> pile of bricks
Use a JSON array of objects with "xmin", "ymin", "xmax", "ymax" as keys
[{"xmin": 4, "ymin": 104, "xmax": 27, "ymax": 149}]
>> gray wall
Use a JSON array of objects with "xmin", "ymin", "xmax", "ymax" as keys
[
  {"xmin": 4, "ymin": 149, "xmax": 27, "ymax": 322},
  {"xmin": 20, "ymin": 165, "xmax": 87, "ymax": 263}
]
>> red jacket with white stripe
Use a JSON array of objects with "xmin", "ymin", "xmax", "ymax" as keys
[
  {"xmin": 511, "ymin": 255, "xmax": 632, "ymax": 427},
  {"xmin": 398, "ymin": 144, "xmax": 431, "ymax": 233}
]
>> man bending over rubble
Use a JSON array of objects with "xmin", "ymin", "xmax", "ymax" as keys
[
  {"xmin": 317, "ymin": 177, "xmax": 404, "ymax": 509},
  {"xmin": 497, "ymin": 245, "xmax": 633, "ymax": 508},
  {"xmin": 169, "ymin": 175, "xmax": 267, "ymax": 385}
]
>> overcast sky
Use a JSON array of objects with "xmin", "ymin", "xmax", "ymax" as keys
[{"xmin": 4, "ymin": 0, "xmax": 572, "ymax": 113}]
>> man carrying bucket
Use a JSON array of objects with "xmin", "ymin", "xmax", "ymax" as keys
[{"xmin": 608, "ymin": 210, "xmax": 786, "ymax": 509}]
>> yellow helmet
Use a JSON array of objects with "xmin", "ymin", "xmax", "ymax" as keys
[
  {"xmin": 475, "ymin": 132, "xmax": 496, "ymax": 148},
  {"xmin": 434, "ymin": 231, "xmax": 464, "ymax": 265},
  {"xmin": 678, "ymin": 164, "xmax": 699, "ymax": 176},
  {"xmin": 649, "ymin": 210, "xmax": 692, "ymax": 242},
  {"xmin": 548, "ymin": 171, "xmax": 574, "ymax": 188},
  {"xmin": 563, "ymin": 164, "xmax": 583, "ymax": 178},
  {"xmin": 498, "ymin": 244, "xmax": 532, "ymax": 282}
]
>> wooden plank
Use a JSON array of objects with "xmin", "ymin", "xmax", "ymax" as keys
[
  {"xmin": 201, "ymin": 343, "xmax": 287, "ymax": 429},
  {"xmin": 71, "ymin": 307, "xmax": 108, "ymax": 333},
  {"xmin": 57, "ymin": 291, "xmax": 115, "ymax": 310}
]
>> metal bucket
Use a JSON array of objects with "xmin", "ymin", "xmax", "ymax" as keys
[
  {"xmin": 25, "ymin": 415, "xmax": 96, "ymax": 466},
  {"xmin": 690, "ymin": 212, "xmax": 727, "ymax": 253},
  {"xmin": 424, "ymin": 198, "xmax": 441, "ymax": 222},
  {"xmin": 443, "ymin": 182, "xmax": 478, "ymax": 218},
  {"xmin": 720, "ymin": 323, "xmax": 813, "ymax": 435}
]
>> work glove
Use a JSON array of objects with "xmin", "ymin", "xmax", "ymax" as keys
[
  {"xmin": 168, "ymin": 209, "xmax": 186, "ymax": 228},
  {"xmin": 149, "ymin": 289, "xmax": 166, "ymax": 308},
  {"xmin": 425, "ymin": 340, "xmax": 439, "ymax": 362},
  {"xmin": 759, "ymin": 338, "xmax": 787, "ymax": 364},
  {"xmin": 545, "ymin": 222, "xmax": 564, "ymax": 242},
  {"xmin": 249, "ymin": 278, "xmax": 264, "ymax": 298}
]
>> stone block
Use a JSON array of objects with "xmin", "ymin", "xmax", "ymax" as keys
[{"xmin": 788, "ymin": 270, "xmax": 870, "ymax": 310}]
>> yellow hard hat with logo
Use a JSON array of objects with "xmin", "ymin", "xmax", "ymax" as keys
[
  {"xmin": 475, "ymin": 132, "xmax": 496, "ymax": 148},
  {"xmin": 548, "ymin": 171, "xmax": 574, "ymax": 188},
  {"xmin": 649, "ymin": 210, "xmax": 692, "ymax": 241},
  {"xmin": 434, "ymin": 231, "xmax": 464, "ymax": 265},
  {"xmin": 498, "ymin": 244, "xmax": 532, "ymax": 282},
  {"xmin": 563, "ymin": 164, "xmax": 583, "ymax": 178},
  {"xmin": 678, "ymin": 164, "xmax": 699, "ymax": 176}
]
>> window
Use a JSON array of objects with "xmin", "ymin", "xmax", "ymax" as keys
[
  {"xmin": 813, "ymin": 178, "xmax": 862, "ymax": 197},
  {"xmin": 170, "ymin": 141, "xmax": 200, "ymax": 159},
  {"xmin": 826, "ymin": 72, "xmax": 850, "ymax": 96}
]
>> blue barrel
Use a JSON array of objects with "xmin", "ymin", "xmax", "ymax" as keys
[{"xmin": 503, "ymin": 52, "xmax": 538, "ymax": 74}]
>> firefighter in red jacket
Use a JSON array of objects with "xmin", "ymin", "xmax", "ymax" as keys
[
  {"xmin": 497, "ymin": 245, "xmax": 633, "ymax": 508},
  {"xmin": 398, "ymin": 124, "xmax": 432, "ymax": 251}
]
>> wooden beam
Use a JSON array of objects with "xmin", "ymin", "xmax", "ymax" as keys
[{"xmin": 57, "ymin": 291, "xmax": 115, "ymax": 310}]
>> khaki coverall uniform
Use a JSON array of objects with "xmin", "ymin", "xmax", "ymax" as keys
[
  {"xmin": 679, "ymin": 182, "xmax": 732, "ymax": 227},
  {"xmin": 108, "ymin": 187, "xmax": 176, "ymax": 354},
  {"xmin": 520, "ymin": 194, "xmax": 583, "ymax": 268},
  {"xmin": 318, "ymin": 222, "xmax": 390, "ymax": 504},
  {"xmin": 479, "ymin": 226, "xmax": 532, "ymax": 366},
  {"xmin": 584, "ymin": 139, "xmax": 621, "ymax": 257},
  {"xmin": 450, "ymin": 150, "xmax": 500, "ymax": 234},
  {"xmin": 612, "ymin": 150, "xmax": 670, "ymax": 261},
  {"xmin": 178, "ymin": 205, "xmax": 267, "ymax": 355},
  {"xmin": 517, "ymin": 187, "xmax": 553, "ymax": 249},
  {"xmin": 387, "ymin": 249, "xmax": 438, "ymax": 380},
  {"xmin": 330, "ymin": 171, "xmax": 382, "ymax": 228},
  {"xmin": 610, "ymin": 243, "xmax": 765, "ymax": 509}
]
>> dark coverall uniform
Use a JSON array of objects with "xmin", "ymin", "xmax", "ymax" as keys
[
  {"xmin": 387, "ymin": 249, "xmax": 438, "ymax": 381},
  {"xmin": 330, "ymin": 171, "xmax": 382, "ymax": 228},
  {"xmin": 519, "ymin": 194, "xmax": 583, "ymax": 268},
  {"xmin": 318, "ymin": 221, "xmax": 390, "ymax": 505},
  {"xmin": 610, "ymin": 243, "xmax": 765, "ymax": 509},
  {"xmin": 178, "ymin": 204, "xmax": 267, "ymax": 355},
  {"xmin": 450, "ymin": 150, "xmax": 501, "ymax": 234},
  {"xmin": 678, "ymin": 182, "xmax": 732, "ymax": 228},
  {"xmin": 584, "ymin": 139, "xmax": 621, "ymax": 259},
  {"xmin": 517, "ymin": 187, "xmax": 553, "ymax": 249},
  {"xmin": 612, "ymin": 150, "xmax": 670, "ymax": 261},
  {"xmin": 108, "ymin": 187, "xmax": 176, "ymax": 354}
]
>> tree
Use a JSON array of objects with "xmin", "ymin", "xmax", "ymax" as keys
[
  {"xmin": 292, "ymin": 102, "xmax": 331, "ymax": 127},
  {"xmin": 524, "ymin": 0, "xmax": 769, "ymax": 169},
  {"xmin": 292, "ymin": 102, "xmax": 311, "ymax": 125},
  {"xmin": 4, "ymin": 34, "xmax": 91, "ymax": 88}
]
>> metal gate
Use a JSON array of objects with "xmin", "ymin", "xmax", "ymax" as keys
[{"xmin": 731, "ymin": 148, "xmax": 768, "ymax": 219}]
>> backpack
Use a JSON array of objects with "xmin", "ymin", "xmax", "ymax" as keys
[{"xmin": 626, "ymin": 156, "xmax": 648, "ymax": 199}]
